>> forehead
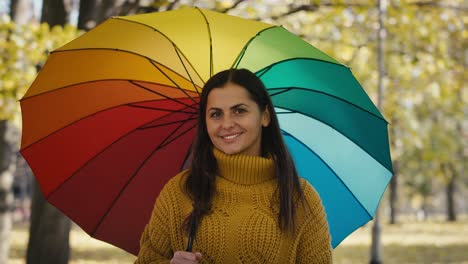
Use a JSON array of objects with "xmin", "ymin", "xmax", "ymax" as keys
[{"xmin": 206, "ymin": 83, "xmax": 254, "ymax": 108}]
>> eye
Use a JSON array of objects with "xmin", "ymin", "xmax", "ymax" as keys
[
  {"xmin": 234, "ymin": 108, "xmax": 247, "ymax": 115},
  {"xmin": 209, "ymin": 110, "xmax": 222, "ymax": 119}
]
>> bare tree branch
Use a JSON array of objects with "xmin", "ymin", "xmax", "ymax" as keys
[
  {"xmin": 137, "ymin": 6, "xmax": 159, "ymax": 13},
  {"xmin": 267, "ymin": 1, "xmax": 465, "ymax": 21},
  {"xmin": 408, "ymin": 1, "xmax": 468, "ymax": 12},
  {"xmin": 221, "ymin": 0, "xmax": 248, "ymax": 13},
  {"xmin": 271, "ymin": 3, "xmax": 371, "ymax": 20},
  {"xmin": 121, "ymin": 0, "xmax": 181, "ymax": 14}
]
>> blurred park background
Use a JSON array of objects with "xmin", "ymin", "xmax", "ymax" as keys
[{"xmin": 0, "ymin": 0, "xmax": 466, "ymax": 263}]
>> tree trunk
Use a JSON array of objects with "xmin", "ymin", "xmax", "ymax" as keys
[
  {"xmin": 389, "ymin": 161, "xmax": 398, "ymax": 224},
  {"xmin": 40, "ymin": 0, "xmax": 70, "ymax": 26},
  {"xmin": 0, "ymin": 120, "xmax": 19, "ymax": 264},
  {"xmin": 370, "ymin": 0, "xmax": 386, "ymax": 263},
  {"xmin": 77, "ymin": 0, "xmax": 100, "ymax": 30},
  {"xmin": 370, "ymin": 210, "xmax": 383, "ymax": 264},
  {"xmin": 25, "ymin": 2, "xmax": 72, "ymax": 263},
  {"xmin": 4, "ymin": 3, "xmax": 33, "ymax": 263},
  {"xmin": 78, "ymin": 0, "xmax": 139, "ymax": 31},
  {"xmin": 9, "ymin": 0, "xmax": 35, "ymax": 25},
  {"xmin": 26, "ymin": 181, "xmax": 71, "ymax": 264},
  {"xmin": 445, "ymin": 163, "xmax": 457, "ymax": 222}
]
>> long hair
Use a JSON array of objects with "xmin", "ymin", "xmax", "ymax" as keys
[{"xmin": 185, "ymin": 68, "xmax": 305, "ymax": 233}]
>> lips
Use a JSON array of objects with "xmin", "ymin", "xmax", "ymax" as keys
[{"xmin": 220, "ymin": 133, "xmax": 242, "ymax": 140}]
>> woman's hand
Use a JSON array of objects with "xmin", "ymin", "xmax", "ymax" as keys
[{"xmin": 170, "ymin": 251, "xmax": 202, "ymax": 264}]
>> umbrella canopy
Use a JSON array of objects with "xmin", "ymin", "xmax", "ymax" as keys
[{"xmin": 20, "ymin": 7, "xmax": 392, "ymax": 255}]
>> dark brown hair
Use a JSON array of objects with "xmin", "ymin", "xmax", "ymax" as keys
[{"xmin": 185, "ymin": 68, "xmax": 305, "ymax": 233}]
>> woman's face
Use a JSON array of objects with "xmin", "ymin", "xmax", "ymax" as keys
[{"xmin": 205, "ymin": 82, "xmax": 270, "ymax": 156}]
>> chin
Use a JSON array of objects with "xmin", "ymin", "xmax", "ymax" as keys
[
  {"xmin": 220, "ymin": 149, "xmax": 239, "ymax": 155},
  {"xmin": 216, "ymin": 145, "xmax": 242, "ymax": 155}
]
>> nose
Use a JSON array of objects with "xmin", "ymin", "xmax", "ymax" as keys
[{"xmin": 221, "ymin": 114, "xmax": 234, "ymax": 129}]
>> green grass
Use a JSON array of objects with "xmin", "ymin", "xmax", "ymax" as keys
[{"xmin": 9, "ymin": 217, "xmax": 468, "ymax": 263}]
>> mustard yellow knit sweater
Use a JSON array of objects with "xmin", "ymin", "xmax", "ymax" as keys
[{"xmin": 135, "ymin": 149, "xmax": 332, "ymax": 263}]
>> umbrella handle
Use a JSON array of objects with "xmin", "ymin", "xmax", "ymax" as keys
[{"xmin": 186, "ymin": 215, "xmax": 196, "ymax": 252}]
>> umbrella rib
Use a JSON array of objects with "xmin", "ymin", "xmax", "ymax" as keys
[
  {"xmin": 51, "ymin": 48, "xmax": 203, "ymax": 96},
  {"xmin": 137, "ymin": 117, "xmax": 198, "ymax": 130},
  {"xmin": 20, "ymin": 78, "xmax": 192, "ymax": 102},
  {"xmin": 50, "ymin": 47, "xmax": 163, "ymax": 60},
  {"xmin": 260, "ymin": 57, "xmax": 347, "ymax": 71},
  {"xmin": 111, "ymin": 16, "xmax": 207, "ymax": 82},
  {"xmin": 180, "ymin": 143, "xmax": 193, "ymax": 171},
  {"xmin": 231, "ymin": 26, "xmax": 277, "ymax": 69},
  {"xmin": 148, "ymin": 61, "xmax": 199, "ymax": 105},
  {"xmin": 43, "ymin": 103, "xmax": 198, "ymax": 201},
  {"xmin": 232, "ymin": 27, "xmax": 343, "ymax": 70},
  {"xmin": 154, "ymin": 112, "xmax": 197, "ymax": 150},
  {"xmin": 268, "ymin": 88, "xmax": 292, "ymax": 97},
  {"xmin": 173, "ymin": 44, "xmax": 202, "ymax": 96},
  {"xmin": 21, "ymin": 95, "xmax": 197, "ymax": 153},
  {"xmin": 268, "ymin": 87, "xmax": 388, "ymax": 123},
  {"xmin": 158, "ymin": 122, "xmax": 197, "ymax": 150},
  {"xmin": 91, "ymin": 116, "xmax": 197, "ymax": 235},
  {"xmin": 50, "ymin": 48, "xmax": 203, "ymax": 89},
  {"xmin": 281, "ymin": 130, "xmax": 373, "ymax": 220},
  {"xmin": 127, "ymin": 105, "xmax": 196, "ymax": 114},
  {"xmin": 195, "ymin": 8, "xmax": 213, "ymax": 77},
  {"xmin": 256, "ymin": 64, "xmax": 272, "ymax": 79},
  {"xmin": 130, "ymin": 80, "xmax": 197, "ymax": 110},
  {"xmin": 276, "ymin": 108, "xmax": 391, "ymax": 173}
]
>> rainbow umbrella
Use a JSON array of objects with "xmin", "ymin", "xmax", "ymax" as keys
[{"xmin": 20, "ymin": 7, "xmax": 393, "ymax": 255}]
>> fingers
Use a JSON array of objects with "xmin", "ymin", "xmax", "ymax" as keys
[{"xmin": 170, "ymin": 251, "xmax": 203, "ymax": 263}]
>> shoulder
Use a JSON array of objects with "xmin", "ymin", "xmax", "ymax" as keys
[
  {"xmin": 167, "ymin": 169, "xmax": 190, "ymax": 187},
  {"xmin": 299, "ymin": 178, "xmax": 321, "ymax": 202},
  {"xmin": 298, "ymin": 178, "xmax": 325, "ymax": 214},
  {"xmin": 296, "ymin": 178, "xmax": 330, "ymax": 242},
  {"xmin": 158, "ymin": 169, "xmax": 190, "ymax": 199}
]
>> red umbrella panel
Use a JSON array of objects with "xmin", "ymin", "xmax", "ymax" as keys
[{"xmin": 21, "ymin": 79, "xmax": 199, "ymax": 254}]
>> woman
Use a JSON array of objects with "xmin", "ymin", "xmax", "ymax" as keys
[{"xmin": 135, "ymin": 69, "xmax": 332, "ymax": 263}]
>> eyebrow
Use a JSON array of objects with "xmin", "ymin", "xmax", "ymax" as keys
[{"xmin": 207, "ymin": 103, "xmax": 249, "ymax": 112}]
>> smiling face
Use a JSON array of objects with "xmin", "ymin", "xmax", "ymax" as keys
[{"xmin": 205, "ymin": 82, "xmax": 270, "ymax": 156}]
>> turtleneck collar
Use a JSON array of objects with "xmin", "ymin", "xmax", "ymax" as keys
[{"xmin": 213, "ymin": 148, "xmax": 275, "ymax": 185}]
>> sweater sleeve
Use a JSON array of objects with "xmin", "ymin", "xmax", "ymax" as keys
[
  {"xmin": 135, "ymin": 179, "xmax": 176, "ymax": 264},
  {"xmin": 296, "ymin": 181, "xmax": 333, "ymax": 264}
]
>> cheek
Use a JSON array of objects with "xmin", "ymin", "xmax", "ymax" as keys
[
  {"xmin": 244, "ymin": 117, "xmax": 263, "ymax": 132},
  {"xmin": 205, "ymin": 120, "xmax": 217, "ymax": 139}
]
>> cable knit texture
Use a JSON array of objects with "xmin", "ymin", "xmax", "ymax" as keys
[{"xmin": 135, "ymin": 148, "xmax": 332, "ymax": 263}]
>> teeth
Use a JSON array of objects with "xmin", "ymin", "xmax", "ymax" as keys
[{"xmin": 223, "ymin": 133, "xmax": 240, "ymax": 140}]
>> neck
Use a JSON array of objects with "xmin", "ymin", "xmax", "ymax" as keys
[{"xmin": 213, "ymin": 148, "xmax": 275, "ymax": 185}]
